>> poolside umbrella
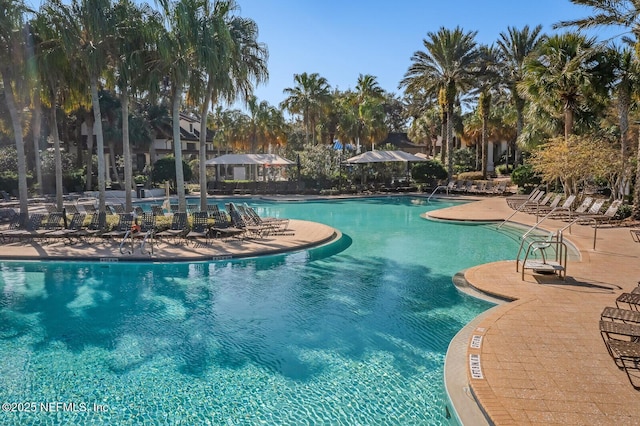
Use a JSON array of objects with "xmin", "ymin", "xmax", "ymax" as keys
[{"xmin": 344, "ymin": 150, "xmax": 427, "ymax": 164}]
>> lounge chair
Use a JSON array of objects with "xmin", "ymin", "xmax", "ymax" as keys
[
  {"xmin": 151, "ymin": 205, "xmax": 165, "ymax": 216},
  {"xmin": 605, "ymin": 339, "xmax": 640, "ymax": 390},
  {"xmin": 601, "ymin": 306, "xmax": 640, "ymax": 324},
  {"xmin": 34, "ymin": 212, "xmax": 66, "ymax": 241},
  {"xmin": 519, "ymin": 192, "xmax": 552, "ymax": 213},
  {"xmin": 102, "ymin": 213, "xmax": 133, "ymax": 239},
  {"xmin": 186, "ymin": 211, "xmax": 210, "ymax": 245},
  {"xmin": 241, "ymin": 204, "xmax": 292, "ymax": 235},
  {"xmin": 45, "ymin": 204, "xmax": 61, "ymax": 213},
  {"xmin": 542, "ymin": 195, "xmax": 576, "ymax": 218},
  {"xmin": 156, "ymin": 212, "xmax": 188, "ymax": 244},
  {"xmin": 134, "ymin": 206, "xmax": 145, "ymax": 216},
  {"xmin": 631, "ymin": 229, "xmax": 640, "ymax": 243},
  {"xmin": 616, "ymin": 292, "xmax": 640, "ymax": 311},
  {"xmin": 227, "ymin": 204, "xmax": 260, "ymax": 238},
  {"xmin": 84, "ymin": 212, "xmax": 107, "ymax": 241},
  {"xmin": 525, "ymin": 193, "xmax": 562, "ymax": 216},
  {"xmin": 576, "ymin": 199, "xmax": 623, "ymax": 226},
  {"xmin": 556, "ymin": 197, "xmax": 600, "ymax": 222},
  {"xmin": 47, "ymin": 213, "xmax": 86, "ymax": 244},
  {"xmin": 63, "ymin": 204, "xmax": 80, "ymax": 215},
  {"xmin": 493, "ymin": 181, "xmax": 508, "ymax": 195},
  {"xmin": 600, "ymin": 319, "xmax": 640, "ymax": 360},
  {"xmin": 507, "ymin": 189, "xmax": 544, "ymax": 210},
  {"xmin": 82, "ymin": 203, "xmax": 97, "ymax": 214},
  {"xmin": 506, "ymin": 188, "xmax": 540, "ymax": 205},
  {"xmin": 0, "ymin": 213, "xmax": 45, "ymax": 242},
  {"xmin": 210, "ymin": 209, "xmax": 244, "ymax": 240}
]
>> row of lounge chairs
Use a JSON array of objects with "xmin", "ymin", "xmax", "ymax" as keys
[
  {"xmin": 599, "ymin": 285, "xmax": 640, "ymax": 390},
  {"xmin": 444, "ymin": 179, "xmax": 508, "ymax": 195},
  {"xmin": 506, "ymin": 189, "xmax": 624, "ymax": 225},
  {"xmin": 0, "ymin": 203, "xmax": 294, "ymax": 249}
]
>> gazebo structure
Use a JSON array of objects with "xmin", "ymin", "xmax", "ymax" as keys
[{"xmin": 205, "ymin": 153, "xmax": 295, "ymax": 182}]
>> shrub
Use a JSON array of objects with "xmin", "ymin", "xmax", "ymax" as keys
[
  {"xmin": 411, "ymin": 160, "xmax": 448, "ymax": 183},
  {"xmin": 453, "ymin": 148, "xmax": 476, "ymax": 174},
  {"xmin": 152, "ymin": 157, "xmax": 193, "ymax": 191},
  {"xmin": 456, "ymin": 171, "xmax": 484, "ymax": 181},
  {"xmin": 511, "ymin": 164, "xmax": 541, "ymax": 188}
]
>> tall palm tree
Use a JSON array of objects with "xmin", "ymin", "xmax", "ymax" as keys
[
  {"xmin": 156, "ymin": 0, "xmax": 202, "ymax": 212},
  {"xmin": 194, "ymin": 0, "xmax": 268, "ymax": 211},
  {"xmin": 355, "ymin": 74, "xmax": 387, "ymax": 151},
  {"xmin": 400, "ymin": 26, "xmax": 480, "ymax": 177},
  {"xmin": 32, "ymin": 8, "xmax": 71, "ymax": 210},
  {"xmin": 48, "ymin": 0, "xmax": 115, "ymax": 213},
  {"xmin": 605, "ymin": 45, "xmax": 638, "ymax": 199},
  {"xmin": 475, "ymin": 44, "xmax": 502, "ymax": 177},
  {"xmin": 281, "ymin": 72, "xmax": 331, "ymax": 145},
  {"xmin": 497, "ymin": 24, "xmax": 544, "ymax": 164},
  {"xmin": 519, "ymin": 33, "xmax": 610, "ymax": 141},
  {"xmin": 0, "ymin": 0, "xmax": 31, "ymax": 215},
  {"xmin": 556, "ymin": 0, "xmax": 640, "ymax": 217},
  {"xmin": 110, "ymin": 0, "xmax": 161, "ymax": 212}
]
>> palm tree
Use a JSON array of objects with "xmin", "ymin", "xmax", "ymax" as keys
[
  {"xmin": 556, "ymin": 0, "xmax": 640, "ymax": 217},
  {"xmin": 0, "ymin": 0, "xmax": 32, "ymax": 216},
  {"xmin": 156, "ymin": 0, "xmax": 202, "ymax": 212},
  {"xmin": 400, "ymin": 26, "xmax": 481, "ymax": 177},
  {"xmin": 475, "ymin": 44, "xmax": 502, "ymax": 178},
  {"xmin": 194, "ymin": 0, "xmax": 268, "ymax": 211},
  {"xmin": 355, "ymin": 74, "xmax": 387, "ymax": 151},
  {"xmin": 48, "ymin": 0, "xmax": 115, "ymax": 213},
  {"xmin": 110, "ymin": 0, "xmax": 161, "ymax": 212},
  {"xmin": 32, "ymin": 8, "xmax": 71, "ymax": 210},
  {"xmin": 281, "ymin": 72, "xmax": 332, "ymax": 145},
  {"xmin": 496, "ymin": 25, "xmax": 544, "ymax": 164},
  {"xmin": 519, "ymin": 33, "xmax": 610, "ymax": 141}
]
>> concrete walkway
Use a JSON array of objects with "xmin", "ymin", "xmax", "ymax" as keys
[
  {"xmin": 0, "ymin": 219, "xmax": 337, "ymax": 262},
  {"xmin": 428, "ymin": 197, "xmax": 640, "ymax": 425}
]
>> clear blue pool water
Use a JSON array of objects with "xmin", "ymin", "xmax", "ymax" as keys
[{"xmin": 0, "ymin": 197, "xmax": 524, "ymax": 425}]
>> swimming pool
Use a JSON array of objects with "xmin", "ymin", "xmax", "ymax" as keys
[{"xmin": 0, "ymin": 197, "xmax": 523, "ymax": 425}]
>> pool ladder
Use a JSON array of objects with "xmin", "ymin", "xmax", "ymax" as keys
[
  {"xmin": 119, "ymin": 229, "xmax": 154, "ymax": 256},
  {"xmin": 427, "ymin": 185, "xmax": 449, "ymax": 202}
]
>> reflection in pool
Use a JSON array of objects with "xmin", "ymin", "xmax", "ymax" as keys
[{"xmin": 0, "ymin": 197, "xmax": 522, "ymax": 425}]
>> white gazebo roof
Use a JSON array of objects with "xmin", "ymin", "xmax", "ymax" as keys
[
  {"xmin": 344, "ymin": 150, "xmax": 427, "ymax": 164},
  {"xmin": 205, "ymin": 154, "xmax": 295, "ymax": 166}
]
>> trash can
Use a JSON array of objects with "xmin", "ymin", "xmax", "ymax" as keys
[{"xmin": 136, "ymin": 184, "xmax": 145, "ymax": 199}]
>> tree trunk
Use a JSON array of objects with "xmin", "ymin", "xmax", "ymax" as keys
[
  {"xmin": 121, "ymin": 91, "xmax": 132, "ymax": 212},
  {"xmin": 2, "ymin": 72, "xmax": 29, "ymax": 216},
  {"xmin": 446, "ymin": 103, "xmax": 454, "ymax": 178},
  {"xmin": 481, "ymin": 117, "xmax": 488, "ymax": 178},
  {"xmin": 90, "ymin": 74, "xmax": 107, "ymax": 213},
  {"xmin": 172, "ymin": 88, "xmax": 186, "ymax": 212},
  {"xmin": 85, "ymin": 115, "xmax": 95, "ymax": 191},
  {"xmin": 515, "ymin": 98, "xmax": 524, "ymax": 165},
  {"xmin": 618, "ymin": 90, "xmax": 630, "ymax": 200},
  {"xmin": 440, "ymin": 115, "xmax": 446, "ymax": 164},
  {"xmin": 108, "ymin": 140, "xmax": 123, "ymax": 189},
  {"xmin": 32, "ymin": 89, "xmax": 43, "ymax": 196},
  {"xmin": 633, "ymin": 129, "xmax": 640, "ymax": 220},
  {"xmin": 199, "ymin": 88, "xmax": 212, "ymax": 212},
  {"xmin": 564, "ymin": 105, "xmax": 573, "ymax": 142},
  {"xmin": 51, "ymin": 106, "xmax": 64, "ymax": 210}
]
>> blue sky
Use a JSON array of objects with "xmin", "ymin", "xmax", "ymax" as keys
[{"xmin": 234, "ymin": 0, "xmax": 626, "ymax": 108}]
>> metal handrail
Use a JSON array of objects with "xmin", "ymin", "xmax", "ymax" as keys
[
  {"xmin": 119, "ymin": 230, "xmax": 133, "ymax": 254},
  {"xmin": 140, "ymin": 230, "xmax": 154, "ymax": 256},
  {"xmin": 427, "ymin": 185, "xmax": 449, "ymax": 202}
]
